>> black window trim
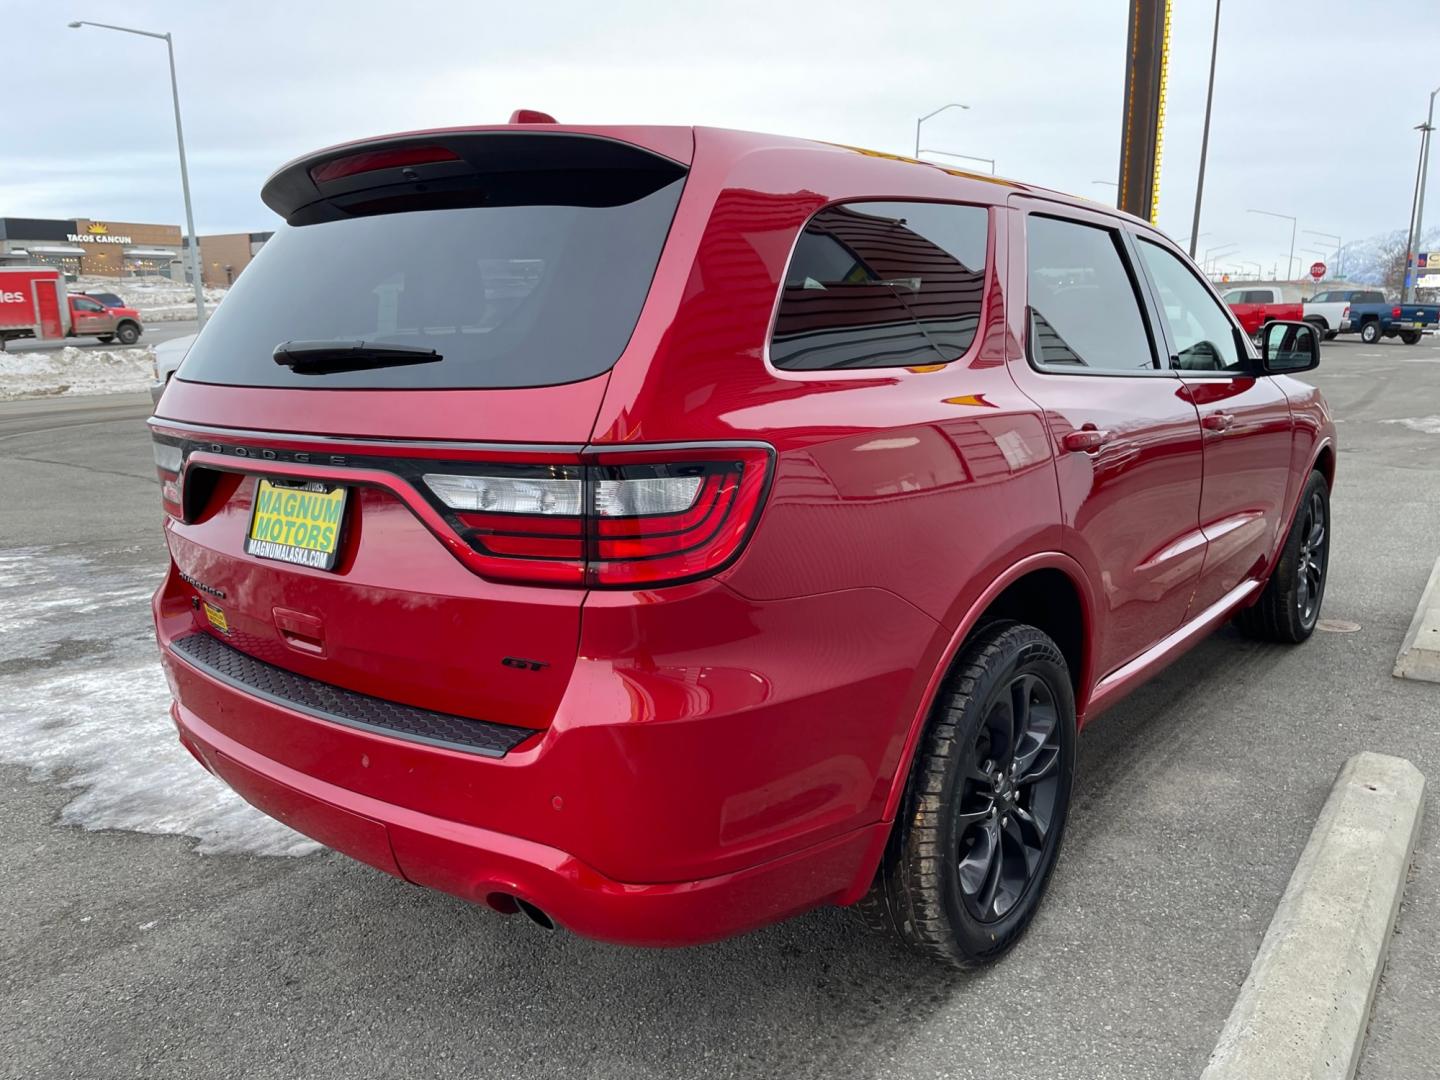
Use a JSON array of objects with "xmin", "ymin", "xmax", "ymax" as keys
[
  {"xmin": 763, "ymin": 196, "xmax": 993, "ymax": 378},
  {"xmin": 1127, "ymin": 226, "xmax": 1259, "ymax": 380},
  {"xmin": 1022, "ymin": 209, "xmax": 1173, "ymax": 380}
]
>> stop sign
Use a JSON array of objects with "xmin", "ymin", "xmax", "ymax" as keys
[{"xmin": 1310, "ymin": 261, "xmax": 1326, "ymax": 281}]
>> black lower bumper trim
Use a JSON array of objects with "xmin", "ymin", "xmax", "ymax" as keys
[{"xmin": 168, "ymin": 631, "xmax": 536, "ymax": 757}]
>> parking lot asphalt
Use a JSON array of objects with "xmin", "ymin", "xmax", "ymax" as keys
[{"xmin": 2, "ymin": 337, "xmax": 1439, "ymax": 1080}]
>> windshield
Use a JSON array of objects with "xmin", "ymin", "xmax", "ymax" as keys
[{"xmin": 179, "ymin": 175, "xmax": 685, "ymax": 390}]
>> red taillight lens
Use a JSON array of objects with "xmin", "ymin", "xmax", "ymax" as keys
[
  {"xmin": 1393, "ymin": 306, "xmax": 1403, "ymax": 318},
  {"xmin": 309, "ymin": 145, "xmax": 461, "ymax": 184},
  {"xmin": 153, "ymin": 438, "xmax": 183, "ymax": 518},
  {"xmin": 423, "ymin": 447, "xmax": 772, "ymax": 588}
]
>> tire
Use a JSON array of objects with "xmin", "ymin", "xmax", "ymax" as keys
[
  {"xmin": 1235, "ymin": 470, "xmax": 1330, "ymax": 643},
  {"xmin": 1323, "ymin": 330, "xmax": 1338, "ymax": 341},
  {"xmin": 1360, "ymin": 321, "xmax": 1381, "ymax": 344},
  {"xmin": 1400, "ymin": 331, "xmax": 1421, "ymax": 345},
  {"xmin": 115, "ymin": 323, "xmax": 140, "ymax": 345},
  {"xmin": 97, "ymin": 334, "xmax": 115, "ymax": 343},
  {"xmin": 857, "ymin": 621, "xmax": 1076, "ymax": 968}
]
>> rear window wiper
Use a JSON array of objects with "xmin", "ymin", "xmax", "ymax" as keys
[{"xmin": 272, "ymin": 339, "xmax": 443, "ymax": 374}]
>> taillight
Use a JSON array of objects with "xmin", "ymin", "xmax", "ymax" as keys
[
  {"xmin": 1393, "ymin": 306, "xmax": 1403, "ymax": 318},
  {"xmin": 422, "ymin": 446, "xmax": 772, "ymax": 587},
  {"xmin": 153, "ymin": 437, "xmax": 182, "ymax": 518},
  {"xmin": 1343, "ymin": 304, "xmax": 1350, "ymax": 319}
]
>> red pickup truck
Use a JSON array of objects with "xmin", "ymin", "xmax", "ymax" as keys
[
  {"xmin": 0, "ymin": 266, "xmax": 144, "ymax": 350},
  {"xmin": 1219, "ymin": 285, "xmax": 1304, "ymax": 341}
]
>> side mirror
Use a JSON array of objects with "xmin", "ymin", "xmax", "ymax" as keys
[{"xmin": 1260, "ymin": 320, "xmax": 1320, "ymax": 374}]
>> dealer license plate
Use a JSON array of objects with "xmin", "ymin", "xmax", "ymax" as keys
[{"xmin": 245, "ymin": 478, "xmax": 348, "ymax": 570}]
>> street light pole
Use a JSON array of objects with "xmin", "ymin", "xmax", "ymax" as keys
[
  {"xmin": 1188, "ymin": 0, "xmax": 1222, "ymax": 259},
  {"xmin": 915, "ymin": 102, "xmax": 970, "ymax": 158},
  {"xmin": 68, "ymin": 20, "xmax": 206, "ymax": 327},
  {"xmin": 1402, "ymin": 85, "xmax": 1439, "ymax": 301},
  {"xmin": 1304, "ymin": 229, "xmax": 1342, "ymax": 278},
  {"xmin": 1248, "ymin": 208, "xmax": 1298, "ymax": 279}
]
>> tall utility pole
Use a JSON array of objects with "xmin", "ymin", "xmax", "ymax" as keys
[
  {"xmin": 1188, "ymin": 0, "xmax": 1221, "ymax": 258},
  {"xmin": 1402, "ymin": 85, "xmax": 1439, "ymax": 300},
  {"xmin": 1116, "ymin": 0, "xmax": 1171, "ymax": 224},
  {"xmin": 1248, "ymin": 208, "xmax": 1298, "ymax": 280},
  {"xmin": 68, "ymin": 20, "xmax": 206, "ymax": 327}
]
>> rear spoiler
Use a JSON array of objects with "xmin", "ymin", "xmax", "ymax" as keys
[{"xmin": 261, "ymin": 130, "xmax": 690, "ymax": 225}]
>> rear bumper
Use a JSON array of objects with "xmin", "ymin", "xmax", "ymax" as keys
[{"xmin": 173, "ymin": 698, "xmax": 888, "ymax": 946}]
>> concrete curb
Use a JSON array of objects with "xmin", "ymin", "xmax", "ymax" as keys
[
  {"xmin": 1394, "ymin": 553, "xmax": 1440, "ymax": 682},
  {"xmin": 1200, "ymin": 752, "xmax": 1425, "ymax": 1080}
]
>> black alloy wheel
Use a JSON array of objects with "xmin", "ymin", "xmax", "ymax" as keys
[
  {"xmin": 1235, "ymin": 469, "xmax": 1330, "ymax": 643},
  {"xmin": 1293, "ymin": 485, "xmax": 1327, "ymax": 629},
  {"xmin": 955, "ymin": 673, "xmax": 1063, "ymax": 922},
  {"xmin": 856, "ymin": 621, "xmax": 1076, "ymax": 968}
]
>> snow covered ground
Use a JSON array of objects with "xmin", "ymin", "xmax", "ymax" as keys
[
  {"xmin": 0, "ymin": 345, "xmax": 156, "ymax": 399},
  {"xmin": 0, "ymin": 545, "xmax": 319, "ymax": 857},
  {"xmin": 75, "ymin": 275, "xmax": 228, "ymax": 322}
]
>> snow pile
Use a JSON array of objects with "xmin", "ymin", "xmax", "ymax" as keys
[
  {"xmin": 1384, "ymin": 416, "xmax": 1440, "ymax": 435},
  {"xmin": 0, "ymin": 346, "xmax": 156, "ymax": 399},
  {"xmin": 75, "ymin": 275, "xmax": 228, "ymax": 322},
  {"xmin": 0, "ymin": 546, "xmax": 319, "ymax": 857}
]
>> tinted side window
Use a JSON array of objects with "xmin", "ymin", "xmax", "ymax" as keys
[
  {"xmin": 1136, "ymin": 239, "xmax": 1244, "ymax": 373},
  {"xmin": 73, "ymin": 297, "xmax": 104, "ymax": 312},
  {"xmin": 1026, "ymin": 215, "xmax": 1155, "ymax": 371},
  {"xmin": 1356, "ymin": 291, "xmax": 1385, "ymax": 303},
  {"xmin": 1221, "ymin": 290, "xmax": 1245, "ymax": 303},
  {"xmin": 1242, "ymin": 290, "xmax": 1273, "ymax": 303},
  {"xmin": 770, "ymin": 201, "xmax": 987, "ymax": 370},
  {"xmin": 1311, "ymin": 292, "xmax": 1332, "ymax": 302}
]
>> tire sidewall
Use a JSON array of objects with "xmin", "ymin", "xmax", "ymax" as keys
[
  {"xmin": 931, "ymin": 629, "xmax": 1077, "ymax": 958},
  {"xmin": 116, "ymin": 324, "xmax": 139, "ymax": 345},
  {"xmin": 1361, "ymin": 322, "xmax": 1380, "ymax": 343}
]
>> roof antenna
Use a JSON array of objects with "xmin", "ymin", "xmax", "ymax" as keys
[{"xmin": 509, "ymin": 109, "xmax": 557, "ymax": 124}]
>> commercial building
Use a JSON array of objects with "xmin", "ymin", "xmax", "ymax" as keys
[
  {"xmin": 0, "ymin": 217, "xmax": 273, "ymax": 285},
  {"xmin": 189, "ymin": 231, "xmax": 273, "ymax": 287},
  {"xmin": 0, "ymin": 217, "xmax": 184, "ymax": 279}
]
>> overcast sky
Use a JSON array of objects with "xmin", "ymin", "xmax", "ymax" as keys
[{"xmin": 3, "ymin": 0, "xmax": 1438, "ymax": 276}]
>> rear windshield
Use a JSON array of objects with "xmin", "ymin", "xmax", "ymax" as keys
[{"xmin": 179, "ymin": 175, "xmax": 685, "ymax": 390}]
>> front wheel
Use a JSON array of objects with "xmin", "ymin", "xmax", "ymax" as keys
[
  {"xmin": 115, "ymin": 323, "xmax": 140, "ymax": 345},
  {"xmin": 1400, "ymin": 331, "xmax": 1421, "ymax": 345},
  {"xmin": 1360, "ymin": 321, "xmax": 1382, "ymax": 344},
  {"xmin": 857, "ymin": 621, "xmax": 1076, "ymax": 968},
  {"xmin": 1235, "ymin": 470, "xmax": 1330, "ymax": 643}
]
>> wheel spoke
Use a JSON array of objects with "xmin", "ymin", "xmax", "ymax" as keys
[
  {"xmin": 1296, "ymin": 565, "xmax": 1310, "ymax": 611},
  {"xmin": 1017, "ymin": 745, "xmax": 1060, "ymax": 785},
  {"xmin": 1308, "ymin": 520, "xmax": 1325, "ymax": 551},
  {"xmin": 958, "ymin": 818, "xmax": 1001, "ymax": 900},
  {"xmin": 1011, "ymin": 803, "xmax": 1048, "ymax": 849},
  {"xmin": 1006, "ymin": 676, "xmax": 1035, "ymax": 765}
]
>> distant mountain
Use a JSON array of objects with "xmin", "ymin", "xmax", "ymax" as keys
[{"xmin": 1332, "ymin": 225, "xmax": 1440, "ymax": 286}]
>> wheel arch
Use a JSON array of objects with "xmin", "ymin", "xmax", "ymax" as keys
[{"xmin": 880, "ymin": 552, "xmax": 1096, "ymax": 821}]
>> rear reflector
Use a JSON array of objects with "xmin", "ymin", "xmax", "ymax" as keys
[{"xmin": 309, "ymin": 145, "xmax": 461, "ymax": 184}]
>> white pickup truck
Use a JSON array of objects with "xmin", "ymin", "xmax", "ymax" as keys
[{"xmin": 1302, "ymin": 287, "xmax": 1386, "ymax": 340}]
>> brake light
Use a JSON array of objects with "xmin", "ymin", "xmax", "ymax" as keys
[
  {"xmin": 421, "ymin": 447, "xmax": 772, "ymax": 587},
  {"xmin": 1393, "ymin": 306, "xmax": 1403, "ymax": 318},
  {"xmin": 1343, "ymin": 304, "xmax": 1350, "ymax": 319},
  {"xmin": 309, "ymin": 145, "xmax": 461, "ymax": 184}
]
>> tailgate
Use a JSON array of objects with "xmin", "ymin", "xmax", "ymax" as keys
[{"xmin": 151, "ymin": 410, "xmax": 601, "ymax": 730}]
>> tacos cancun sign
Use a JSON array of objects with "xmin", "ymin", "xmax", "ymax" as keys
[{"xmin": 66, "ymin": 224, "xmax": 133, "ymax": 245}]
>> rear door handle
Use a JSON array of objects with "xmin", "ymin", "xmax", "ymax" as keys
[
  {"xmin": 1061, "ymin": 427, "xmax": 1112, "ymax": 453},
  {"xmin": 1201, "ymin": 412, "xmax": 1235, "ymax": 433}
]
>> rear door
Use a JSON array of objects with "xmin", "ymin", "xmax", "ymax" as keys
[
  {"xmin": 1009, "ymin": 200, "xmax": 1205, "ymax": 675},
  {"xmin": 1131, "ymin": 233, "xmax": 1293, "ymax": 615},
  {"xmin": 152, "ymin": 131, "xmax": 690, "ymax": 730},
  {"xmin": 35, "ymin": 279, "xmax": 64, "ymax": 338}
]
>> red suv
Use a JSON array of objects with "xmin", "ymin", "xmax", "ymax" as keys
[{"xmin": 149, "ymin": 122, "xmax": 1335, "ymax": 967}]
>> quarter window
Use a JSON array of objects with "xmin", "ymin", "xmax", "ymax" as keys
[
  {"xmin": 1025, "ymin": 216, "xmax": 1155, "ymax": 371},
  {"xmin": 1135, "ymin": 239, "xmax": 1244, "ymax": 372},
  {"xmin": 770, "ymin": 201, "xmax": 987, "ymax": 370}
]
